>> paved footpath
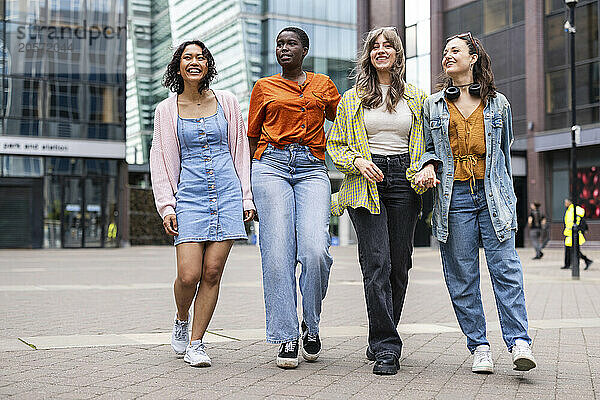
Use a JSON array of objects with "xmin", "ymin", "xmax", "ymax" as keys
[{"xmin": 1, "ymin": 244, "xmax": 600, "ymax": 399}]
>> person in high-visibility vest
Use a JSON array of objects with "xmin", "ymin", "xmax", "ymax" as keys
[
  {"xmin": 107, "ymin": 221, "xmax": 117, "ymax": 240},
  {"xmin": 562, "ymin": 199, "xmax": 593, "ymax": 270}
]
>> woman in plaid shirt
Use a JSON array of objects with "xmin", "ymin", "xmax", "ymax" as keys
[{"xmin": 327, "ymin": 27, "xmax": 427, "ymax": 376}]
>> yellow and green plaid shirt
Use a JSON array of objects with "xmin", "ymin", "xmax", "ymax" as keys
[{"xmin": 327, "ymin": 83, "xmax": 428, "ymax": 216}]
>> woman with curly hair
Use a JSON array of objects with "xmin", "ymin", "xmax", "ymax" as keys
[
  {"xmin": 150, "ymin": 40, "xmax": 255, "ymax": 367},
  {"xmin": 414, "ymin": 33, "xmax": 536, "ymax": 374},
  {"xmin": 327, "ymin": 26, "xmax": 427, "ymax": 375}
]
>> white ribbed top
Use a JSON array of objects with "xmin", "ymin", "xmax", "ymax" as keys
[{"xmin": 363, "ymin": 85, "xmax": 412, "ymax": 155}]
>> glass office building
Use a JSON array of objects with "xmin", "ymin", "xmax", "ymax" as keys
[{"xmin": 0, "ymin": 0, "xmax": 127, "ymax": 248}]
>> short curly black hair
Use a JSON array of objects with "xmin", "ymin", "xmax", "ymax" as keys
[
  {"xmin": 162, "ymin": 40, "xmax": 217, "ymax": 94},
  {"xmin": 278, "ymin": 27, "xmax": 309, "ymax": 50}
]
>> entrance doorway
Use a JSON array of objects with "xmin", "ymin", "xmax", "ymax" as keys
[{"xmin": 61, "ymin": 176, "xmax": 107, "ymax": 248}]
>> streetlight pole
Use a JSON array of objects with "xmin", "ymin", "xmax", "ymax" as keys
[{"xmin": 565, "ymin": 0, "xmax": 579, "ymax": 279}]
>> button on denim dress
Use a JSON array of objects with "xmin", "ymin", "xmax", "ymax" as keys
[{"xmin": 174, "ymin": 103, "xmax": 247, "ymax": 245}]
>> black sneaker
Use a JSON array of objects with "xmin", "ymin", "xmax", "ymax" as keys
[
  {"xmin": 585, "ymin": 259, "xmax": 593, "ymax": 270},
  {"xmin": 373, "ymin": 354, "xmax": 399, "ymax": 375},
  {"xmin": 301, "ymin": 320, "xmax": 321, "ymax": 361},
  {"xmin": 276, "ymin": 339, "xmax": 299, "ymax": 369}
]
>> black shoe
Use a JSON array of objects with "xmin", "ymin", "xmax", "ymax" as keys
[
  {"xmin": 373, "ymin": 355, "xmax": 399, "ymax": 375},
  {"xmin": 539, "ymin": 251, "xmax": 544, "ymax": 259},
  {"xmin": 276, "ymin": 339, "xmax": 298, "ymax": 369},
  {"xmin": 585, "ymin": 259, "xmax": 593, "ymax": 270},
  {"xmin": 532, "ymin": 256, "xmax": 540, "ymax": 260},
  {"xmin": 366, "ymin": 346, "xmax": 375, "ymax": 361},
  {"xmin": 561, "ymin": 265, "xmax": 571, "ymax": 269},
  {"xmin": 301, "ymin": 321, "xmax": 321, "ymax": 361}
]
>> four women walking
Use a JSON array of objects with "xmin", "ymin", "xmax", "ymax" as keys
[{"xmin": 151, "ymin": 28, "xmax": 537, "ymax": 375}]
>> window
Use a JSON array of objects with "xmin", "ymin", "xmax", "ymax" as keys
[
  {"xmin": 443, "ymin": 1, "xmax": 482, "ymax": 38},
  {"xmin": 3, "ymin": 78, "xmax": 43, "ymax": 119},
  {"xmin": 511, "ymin": 0, "xmax": 525, "ymax": 23},
  {"xmin": 578, "ymin": 167, "xmax": 600, "ymax": 219},
  {"xmin": 4, "ymin": 119, "xmax": 42, "ymax": 136},
  {"xmin": 405, "ymin": 25, "xmax": 417, "ymax": 58},
  {"xmin": 2, "ymin": 156, "xmax": 43, "ymax": 177},
  {"xmin": 545, "ymin": 1, "xmax": 599, "ymax": 130},
  {"xmin": 546, "ymin": 69, "xmax": 569, "ymax": 113},
  {"xmin": 484, "ymin": 0, "xmax": 507, "ymax": 34},
  {"xmin": 576, "ymin": 62, "xmax": 600, "ymax": 106},
  {"xmin": 49, "ymin": 82, "xmax": 81, "ymax": 120},
  {"xmin": 575, "ymin": 3, "xmax": 598, "ymax": 62}
]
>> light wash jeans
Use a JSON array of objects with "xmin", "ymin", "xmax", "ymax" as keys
[
  {"xmin": 439, "ymin": 180, "xmax": 531, "ymax": 353},
  {"xmin": 251, "ymin": 144, "xmax": 333, "ymax": 344}
]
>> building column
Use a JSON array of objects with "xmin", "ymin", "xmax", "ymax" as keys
[
  {"xmin": 118, "ymin": 160, "xmax": 130, "ymax": 247},
  {"xmin": 525, "ymin": 0, "xmax": 547, "ymax": 242},
  {"xmin": 430, "ymin": 0, "xmax": 443, "ymax": 90},
  {"xmin": 357, "ymin": 0, "xmax": 406, "ymax": 42}
]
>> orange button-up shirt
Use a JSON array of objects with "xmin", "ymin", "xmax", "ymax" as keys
[{"xmin": 247, "ymin": 72, "xmax": 341, "ymax": 160}]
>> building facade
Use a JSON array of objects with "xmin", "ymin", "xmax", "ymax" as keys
[
  {"xmin": 0, "ymin": 0, "xmax": 128, "ymax": 248},
  {"xmin": 430, "ymin": 0, "xmax": 600, "ymax": 245},
  {"xmin": 126, "ymin": 0, "xmax": 171, "ymax": 165}
]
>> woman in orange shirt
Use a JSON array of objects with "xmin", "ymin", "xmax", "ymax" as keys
[{"xmin": 248, "ymin": 27, "xmax": 340, "ymax": 369}]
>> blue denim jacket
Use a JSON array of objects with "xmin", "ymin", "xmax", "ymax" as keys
[{"xmin": 417, "ymin": 91, "xmax": 517, "ymax": 243}]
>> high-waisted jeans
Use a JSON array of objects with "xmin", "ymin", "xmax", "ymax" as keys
[
  {"xmin": 348, "ymin": 153, "xmax": 419, "ymax": 359},
  {"xmin": 251, "ymin": 144, "xmax": 333, "ymax": 344},
  {"xmin": 439, "ymin": 179, "xmax": 531, "ymax": 352}
]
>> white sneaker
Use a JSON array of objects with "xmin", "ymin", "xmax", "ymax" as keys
[
  {"xmin": 184, "ymin": 340, "xmax": 212, "ymax": 367},
  {"xmin": 512, "ymin": 340, "xmax": 536, "ymax": 371},
  {"xmin": 171, "ymin": 316, "xmax": 189, "ymax": 357},
  {"xmin": 472, "ymin": 345, "xmax": 494, "ymax": 374}
]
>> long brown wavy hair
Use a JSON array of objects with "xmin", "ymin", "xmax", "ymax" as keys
[
  {"xmin": 355, "ymin": 27, "xmax": 405, "ymax": 113},
  {"xmin": 437, "ymin": 34, "xmax": 496, "ymax": 104}
]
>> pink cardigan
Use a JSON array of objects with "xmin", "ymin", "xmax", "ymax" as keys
[{"xmin": 150, "ymin": 90, "xmax": 255, "ymax": 219}]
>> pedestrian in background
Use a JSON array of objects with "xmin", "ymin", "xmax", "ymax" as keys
[
  {"xmin": 562, "ymin": 198, "xmax": 593, "ymax": 270},
  {"xmin": 150, "ymin": 40, "xmax": 255, "ymax": 367},
  {"xmin": 528, "ymin": 202, "xmax": 546, "ymax": 259},
  {"xmin": 414, "ymin": 32, "xmax": 536, "ymax": 374},
  {"xmin": 327, "ymin": 26, "xmax": 427, "ymax": 376},
  {"xmin": 248, "ymin": 27, "xmax": 340, "ymax": 369}
]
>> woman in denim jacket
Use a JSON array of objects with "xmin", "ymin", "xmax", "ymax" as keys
[{"xmin": 414, "ymin": 33, "xmax": 536, "ymax": 374}]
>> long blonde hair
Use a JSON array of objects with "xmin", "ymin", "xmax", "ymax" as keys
[{"xmin": 355, "ymin": 27, "xmax": 406, "ymax": 112}]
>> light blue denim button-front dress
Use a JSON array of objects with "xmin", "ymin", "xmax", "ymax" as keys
[{"xmin": 174, "ymin": 102, "xmax": 247, "ymax": 245}]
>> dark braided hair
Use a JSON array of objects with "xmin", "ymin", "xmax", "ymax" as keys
[
  {"xmin": 437, "ymin": 35, "xmax": 497, "ymax": 104},
  {"xmin": 278, "ymin": 27, "xmax": 309, "ymax": 50},
  {"xmin": 162, "ymin": 40, "xmax": 217, "ymax": 94}
]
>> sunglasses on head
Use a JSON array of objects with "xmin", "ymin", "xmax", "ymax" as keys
[{"xmin": 446, "ymin": 32, "xmax": 478, "ymax": 54}]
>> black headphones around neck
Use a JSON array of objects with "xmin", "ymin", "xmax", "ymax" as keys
[{"xmin": 445, "ymin": 83, "xmax": 481, "ymax": 101}]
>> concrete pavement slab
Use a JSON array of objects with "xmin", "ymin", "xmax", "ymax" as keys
[{"xmin": 2, "ymin": 245, "xmax": 600, "ymax": 398}]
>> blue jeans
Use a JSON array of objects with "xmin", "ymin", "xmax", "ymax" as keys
[
  {"xmin": 439, "ymin": 180, "xmax": 531, "ymax": 352},
  {"xmin": 251, "ymin": 144, "xmax": 333, "ymax": 344}
]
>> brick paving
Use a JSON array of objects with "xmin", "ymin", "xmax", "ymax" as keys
[{"xmin": 1, "ymin": 244, "xmax": 600, "ymax": 399}]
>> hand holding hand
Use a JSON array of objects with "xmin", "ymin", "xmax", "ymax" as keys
[
  {"xmin": 244, "ymin": 210, "xmax": 256, "ymax": 222},
  {"xmin": 354, "ymin": 157, "xmax": 384, "ymax": 183},
  {"xmin": 415, "ymin": 164, "xmax": 440, "ymax": 189}
]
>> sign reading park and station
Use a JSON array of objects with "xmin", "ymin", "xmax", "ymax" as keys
[{"xmin": 0, "ymin": 136, "xmax": 126, "ymax": 159}]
